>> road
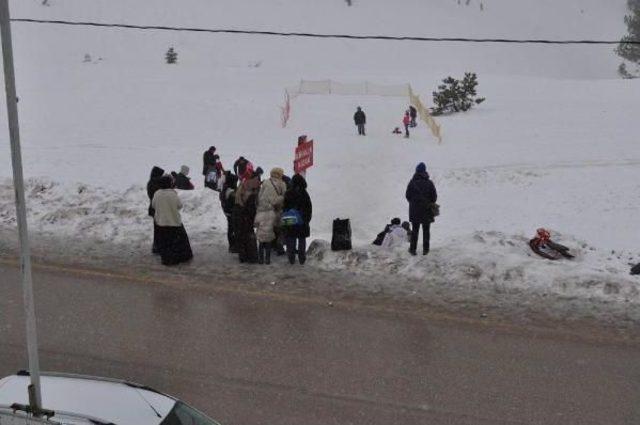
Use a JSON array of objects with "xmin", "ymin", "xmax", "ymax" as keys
[{"xmin": 1, "ymin": 264, "xmax": 639, "ymax": 425}]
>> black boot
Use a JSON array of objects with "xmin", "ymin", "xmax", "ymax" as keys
[
  {"xmin": 265, "ymin": 245, "xmax": 271, "ymax": 265},
  {"xmin": 258, "ymin": 243, "xmax": 265, "ymax": 264}
]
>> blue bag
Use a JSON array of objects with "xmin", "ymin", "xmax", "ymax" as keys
[{"xmin": 281, "ymin": 209, "xmax": 303, "ymax": 227}]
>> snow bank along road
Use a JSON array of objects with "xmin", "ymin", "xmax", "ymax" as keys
[
  {"xmin": 0, "ymin": 1, "xmax": 639, "ymax": 325},
  {"xmin": 2, "ymin": 265, "xmax": 639, "ymax": 425}
]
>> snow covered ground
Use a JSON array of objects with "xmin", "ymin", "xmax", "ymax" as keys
[{"xmin": 0, "ymin": 0, "xmax": 639, "ymax": 322}]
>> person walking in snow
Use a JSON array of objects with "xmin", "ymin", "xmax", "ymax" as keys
[
  {"xmin": 405, "ymin": 162, "xmax": 437, "ymax": 256},
  {"xmin": 172, "ymin": 165, "xmax": 194, "ymax": 190},
  {"xmin": 220, "ymin": 171, "xmax": 239, "ymax": 253},
  {"xmin": 353, "ymin": 106, "xmax": 366, "ymax": 136},
  {"xmin": 152, "ymin": 175, "xmax": 194, "ymax": 266},
  {"xmin": 254, "ymin": 168, "xmax": 287, "ymax": 264},
  {"xmin": 409, "ymin": 105, "xmax": 417, "ymax": 127},
  {"xmin": 283, "ymin": 174, "xmax": 312, "ymax": 265},
  {"xmin": 147, "ymin": 166, "xmax": 165, "ymax": 254},
  {"xmin": 232, "ymin": 171, "xmax": 261, "ymax": 263},
  {"xmin": 403, "ymin": 110, "xmax": 411, "ymax": 138}
]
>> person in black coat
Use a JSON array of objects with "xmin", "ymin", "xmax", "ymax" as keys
[
  {"xmin": 283, "ymin": 174, "xmax": 312, "ymax": 265},
  {"xmin": 171, "ymin": 165, "xmax": 194, "ymax": 190},
  {"xmin": 220, "ymin": 171, "xmax": 238, "ymax": 253},
  {"xmin": 147, "ymin": 166, "xmax": 165, "ymax": 254},
  {"xmin": 405, "ymin": 162, "xmax": 437, "ymax": 255},
  {"xmin": 409, "ymin": 105, "xmax": 417, "ymax": 127},
  {"xmin": 202, "ymin": 146, "xmax": 217, "ymax": 176},
  {"xmin": 353, "ymin": 106, "xmax": 366, "ymax": 136}
]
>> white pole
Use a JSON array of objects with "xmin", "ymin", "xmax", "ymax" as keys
[{"xmin": 0, "ymin": 0, "xmax": 43, "ymax": 412}]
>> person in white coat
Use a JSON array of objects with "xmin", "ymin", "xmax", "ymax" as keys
[
  {"xmin": 254, "ymin": 168, "xmax": 287, "ymax": 264},
  {"xmin": 151, "ymin": 175, "xmax": 193, "ymax": 265},
  {"xmin": 381, "ymin": 220, "xmax": 410, "ymax": 249}
]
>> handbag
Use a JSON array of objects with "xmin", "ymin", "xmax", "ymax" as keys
[{"xmin": 281, "ymin": 209, "xmax": 303, "ymax": 227}]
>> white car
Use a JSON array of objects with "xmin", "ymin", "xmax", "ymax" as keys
[{"xmin": 0, "ymin": 371, "xmax": 221, "ymax": 424}]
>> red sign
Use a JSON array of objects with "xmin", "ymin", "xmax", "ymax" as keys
[{"xmin": 294, "ymin": 140, "xmax": 314, "ymax": 174}]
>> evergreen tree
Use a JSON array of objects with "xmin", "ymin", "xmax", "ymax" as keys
[
  {"xmin": 431, "ymin": 73, "xmax": 485, "ymax": 116},
  {"xmin": 165, "ymin": 47, "xmax": 178, "ymax": 64},
  {"xmin": 616, "ymin": 0, "xmax": 640, "ymax": 72}
]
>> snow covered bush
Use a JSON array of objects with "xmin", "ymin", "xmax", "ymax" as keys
[
  {"xmin": 430, "ymin": 72, "xmax": 485, "ymax": 116},
  {"xmin": 165, "ymin": 47, "xmax": 178, "ymax": 64}
]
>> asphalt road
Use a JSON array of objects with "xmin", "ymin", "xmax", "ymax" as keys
[{"xmin": 1, "ymin": 264, "xmax": 639, "ymax": 425}]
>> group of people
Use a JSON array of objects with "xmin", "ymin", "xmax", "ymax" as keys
[
  {"xmin": 146, "ymin": 146, "xmax": 314, "ymax": 266},
  {"xmin": 146, "ymin": 144, "xmax": 437, "ymax": 267},
  {"xmin": 353, "ymin": 105, "xmax": 418, "ymax": 138}
]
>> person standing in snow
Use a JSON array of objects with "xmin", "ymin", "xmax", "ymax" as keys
[
  {"xmin": 283, "ymin": 173, "xmax": 312, "ymax": 265},
  {"xmin": 409, "ymin": 105, "xmax": 418, "ymax": 127},
  {"xmin": 232, "ymin": 171, "xmax": 261, "ymax": 263},
  {"xmin": 353, "ymin": 106, "xmax": 366, "ymax": 136},
  {"xmin": 405, "ymin": 162, "xmax": 437, "ymax": 255},
  {"xmin": 254, "ymin": 168, "xmax": 287, "ymax": 265},
  {"xmin": 403, "ymin": 110, "xmax": 411, "ymax": 138},
  {"xmin": 382, "ymin": 218, "xmax": 410, "ymax": 249},
  {"xmin": 147, "ymin": 166, "xmax": 165, "ymax": 254},
  {"xmin": 234, "ymin": 156, "xmax": 254, "ymax": 181},
  {"xmin": 202, "ymin": 146, "xmax": 218, "ymax": 176},
  {"xmin": 152, "ymin": 175, "xmax": 194, "ymax": 266},
  {"xmin": 172, "ymin": 165, "xmax": 194, "ymax": 190},
  {"xmin": 220, "ymin": 171, "xmax": 239, "ymax": 253}
]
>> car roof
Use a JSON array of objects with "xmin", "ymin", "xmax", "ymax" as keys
[{"xmin": 0, "ymin": 373, "xmax": 176, "ymax": 425}]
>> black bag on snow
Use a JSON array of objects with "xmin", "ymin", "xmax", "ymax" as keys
[{"xmin": 331, "ymin": 218, "xmax": 352, "ymax": 251}]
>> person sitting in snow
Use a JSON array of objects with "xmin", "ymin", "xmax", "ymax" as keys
[
  {"xmin": 529, "ymin": 228, "xmax": 574, "ymax": 260},
  {"xmin": 381, "ymin": 218, "xmax": 410, "ymax": 249},
  {"xmin": 171, "ymin": 165, "xmax": 194, "ymax": 190}
]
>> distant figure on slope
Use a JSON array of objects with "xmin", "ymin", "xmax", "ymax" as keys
[
  {"xmin": 403, "ymin": 110, "xmax": 411, "ymax": 138},
  {"xmin": 152, "ymin": 175, "xmax": 193, "ymax": 266},
  {"xmin": 409, "ymin": 105, "xmax": 417, "ymax": 127},
  {"xmin": 171, "ymin": 165, "xmax": 194, "ymax": 190},
  {"xmin": 254, "ymin": 168, "xmax": 287, "ymax": 265},
  {"xmin": 353, "ymin": 106, "xmax": 366, "ymax": 136},
  {"xmin": 147, "ymin": 166, "xmax": 165, "ymax": 254},
  {"xmin": 220, "ymin": 171, "xmax": 239, "ymax": 253},
  {"xmin": 283, "ymin": 174, "xmax": 312, "ymax": 265},
  {"xmin": 382, "ymin": 218, "xmax": 410, "ymax": 249},
  {"xmin": 405, "ymin": 162, "xmax": 437, "ymax": 255}
]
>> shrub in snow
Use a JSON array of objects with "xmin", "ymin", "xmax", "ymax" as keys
[
  {"xmin": 616, "ymin": 0, "xmax": 640, "ymax": 76},
  {"xmin": 165, "ymin": 47, "xmax": 178, "ymax": 64},
  {"xmin": 431, "ymin": 72, "xmax": 485, "ymax": 116}
]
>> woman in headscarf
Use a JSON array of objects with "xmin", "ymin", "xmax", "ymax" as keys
[
  {"xmin": 151, "ymin": 175, "xmax": 193, "ymax": 266},
  {"xmin": 146, "ymin": 166, "xmax": 165, "ymax": 254}
]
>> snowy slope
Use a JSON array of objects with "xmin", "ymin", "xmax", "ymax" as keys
[{"xmin": 0, "ymin": 0, "xmax": 639, "ymax": 318}]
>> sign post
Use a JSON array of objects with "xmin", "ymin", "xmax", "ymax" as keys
[
  {"xmin": 0, "ymin": 0, "xmax": 43, "ymax": 414},
  {"xmin": 294, "ymin": 138, "xmax": 314, "ymax": 177}
]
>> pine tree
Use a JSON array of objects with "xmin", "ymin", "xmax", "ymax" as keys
[
  {"xmin": 616, "ymin": 0, "xmax": 640, "ymax": 72},
  {"xmin": 165, "ymin": 47, "xmax": 178, "ymax": 64},
  {"xmin": 431, "ymin": 73, "xmax": 485, "ymax": 116}
]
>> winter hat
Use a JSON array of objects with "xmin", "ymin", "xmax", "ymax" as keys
[
  {"xmin": 180, "ymin": 165, "xmax": 190, "ymax": 176},
  {"xmin": 402, "ymin": 221, "xmax": 411, "ymax": 231},
  {"xmin": 391, "ymin": 217, "xmax": 401, "ymax": 225},
  {"xmin": 209, "ymin": 146, "xmax": 216, "ymax": 152},
  {"xmin": 255, "ymin": 167, "xmax": 264, "ymax": 176},
  {"xmin": 270, "ymin": 167, "xmax": 284, "ymax": 179},
  {"xmin": 415, "ymin": 162, "xmax": 426, "ymax": 173},
  {"xmin": 150, "ymin": 166, "xmax": 164, "ymax": 179}
]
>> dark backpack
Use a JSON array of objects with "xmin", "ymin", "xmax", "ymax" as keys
[{"xmin": 331, "ymin": 218, "xmax": 352, "ymax": 251}]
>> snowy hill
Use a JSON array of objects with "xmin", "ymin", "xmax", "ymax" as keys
[{"xmin": 1, "ymin": 0, "xmax": 639, "ymax": 319}]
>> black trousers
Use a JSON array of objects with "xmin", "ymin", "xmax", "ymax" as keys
[
  {"xmin": 357, "ymin": 123, "xmax": 365, "ymax": 135},
  {"xmin": 404, "ymin": 124, "xmax": 410, "ymax": 137},
  {"xmin": 225, "ymin": 215, "xmax": 236, "ymax": 252},
  {"xmin": 410, "ymin": 221, "xmax": 431, "ymax": 254}
]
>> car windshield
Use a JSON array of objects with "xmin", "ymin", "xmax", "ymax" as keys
[{"xmin": 159, "ymin": 401, "xmax": 220, "ymax": 425}]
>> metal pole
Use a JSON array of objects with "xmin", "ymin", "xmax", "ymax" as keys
[{"xmin": 0, "ymin": 0, "xmax": 43, "ymax": 412}]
